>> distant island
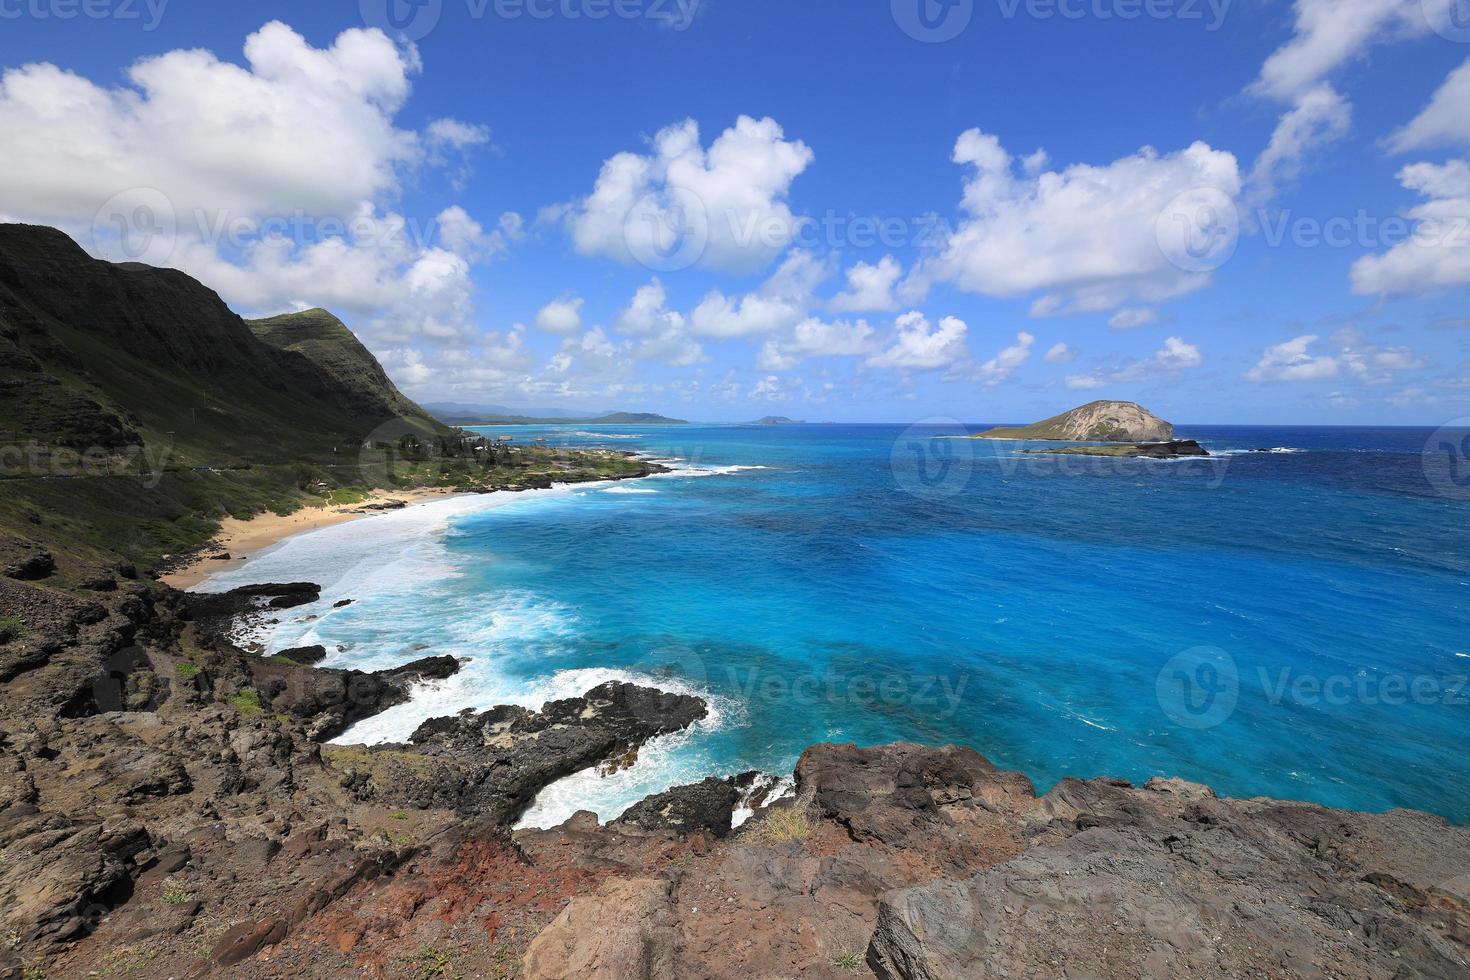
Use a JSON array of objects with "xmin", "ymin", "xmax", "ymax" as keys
[
  {"xmin": 753, "ymin": 416, "xmax": 804, "ymax": 425},
  {"xmin": 973, "ymin": 400, "xmax": 1174, "ymax": 443},
  {"xmin": 436, "ymin": 411, "xmax": 689, "ymax": 426}
]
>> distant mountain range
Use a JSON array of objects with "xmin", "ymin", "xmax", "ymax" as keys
[{"xmin": 435, "ymin": 409, "xmax": 689, "ymax": 426}]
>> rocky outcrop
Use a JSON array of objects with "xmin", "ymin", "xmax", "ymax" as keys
[
  {"xmin": 4, "ymin": 572, "xmax": 1470, "ymax": 979},
  {"xmin": 975, "ymin": 400, "xmax": 1174, "ymax": 442},
  {"xmin": 616, "ymin": 776, "xmax": 741, "ymax": 837},
  {"xmin": 1022, "ymin": 438, "xmax": 1210, "ymax": 458},
  {"xmin": 382, "ymin": 681, "xmax": 708, "ymax": 822}
]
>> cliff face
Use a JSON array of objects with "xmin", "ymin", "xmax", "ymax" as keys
[
  {"xmin": 976, "ymin": 400, "xmax": 1175, "ymax": 442},
  {"xmin": 0, "ymin": 224, "xmax": 446, "ymax": 461}
]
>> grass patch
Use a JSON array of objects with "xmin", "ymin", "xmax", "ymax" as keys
[
  {"xmin": 162, "ymin": 884, "xmax": 192, "ymax": 906},
  {"xmin": 268, "ymin": 655, "xmax": 301, "ymax": 667},
  {"xmin": 743, "ymin": 792, "xmax": 818, "ymax": 845},
  {"xmin": 175, "ymin": 662, "xmax": 199, "ymax": 679},
  {"xmin": 0, "ymin": 616, "xmax": 27, "ymax": 644},
  {"xmin": 832, "ymin": 951, "xmax": 864, "ymax": 971},
  {"xmin": 228, "ymin": 688, "xmax": 262, "ymax": 716}
]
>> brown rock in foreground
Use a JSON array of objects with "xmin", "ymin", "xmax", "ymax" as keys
[{"xmin": 3, "ymin": 573, "xmax": 1469, "ymax": 979}]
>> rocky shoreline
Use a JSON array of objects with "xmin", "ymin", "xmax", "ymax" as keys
[{"xmin": 3, "ymin": 570, "xmax": 1470, "ymax": 978}]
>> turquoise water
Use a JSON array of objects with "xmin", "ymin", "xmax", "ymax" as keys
[{"xmin": 205, "ymin": 423, "xmax": 1470, "ymax": 825}]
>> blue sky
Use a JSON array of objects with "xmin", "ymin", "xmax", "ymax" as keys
[{"xmin": 2, "ymin": 0, "xmax": 1469, "ymax": 423}]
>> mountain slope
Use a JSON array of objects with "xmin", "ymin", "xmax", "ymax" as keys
[
  {"xmin": 0, "ymin": 223, "xmax": 451, "ymax": 571},
  {"xmin": 248, "ymin": 308, "xmax": 430, "ymax": 423},
  {"xmin": 973, "ymin": 400, "xmax": 1174, "ymax": 442}
]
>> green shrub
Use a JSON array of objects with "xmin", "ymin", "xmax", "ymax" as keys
[
  {"xmin": 228, "ymin": 689, "xmax": 263, "ymax": 716},
  {"xmin": 0, "ymin": 616, "xmax": 26, "ymax": 644},
  {"xmin": 175, "ymin": 662, "xmax": 200, "ymax": 679}
]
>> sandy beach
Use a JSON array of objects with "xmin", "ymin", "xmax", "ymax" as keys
[{"xmin": 160, "ymin": 487, "xmax": 464, "ymax": 590}]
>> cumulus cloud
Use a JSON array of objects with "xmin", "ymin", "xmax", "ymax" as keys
[
  {"xmin": 1245, "ymin": 334, "xmax": 1341, "ymax": 382},
  {"xmin": 612, "ymin": 280, "xmax": 706, "ymax": 366},
  {"xmin": 867, "ymin": 312, "xmax": 970, "ymax": 371},
  {"xmin": 0, "ymin": 21, "xmax": 420, "ymax": 226},
  {"xmin": 0, "ymin": 22, "xmax": 501, "ymax": 349},
  {"xmin": 563, "ymin": 115, "xmax": 813, "ymax": 274},
  {"xmin": 1044, "ymin": 342, "xmax": 1077, "ymax": 364},
  {"xmin": 1066, "ymin": 336, "xmax": 1203, "ymax": 388},
  {"xmin": 829, "ymin": 255, "xmax": 902, "ymax": 313},
  {"xmin": 921, "ymin": 129, "xmax": 1241, "ymax": 316},
  {"xmin": 758, "ymin": 318, "xmax": 876, "ymax": 371},
  {"xmin": 534, "ymin": 296, "xmax": 585, "ymax": 335},
  {"xmin": 1350, "ymin": 160, "xmax": 1470, "ymax": 295},
  {"xmin": 688, "ymin": 250, "xmax": 825, "ymax": 338},
  {"xmin": 971, "ymin": 331, "xmax": 1035, "ymax": 386}
]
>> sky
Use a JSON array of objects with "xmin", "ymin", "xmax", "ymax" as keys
[{"xmin": 1, "ymin": 0, "xmax": 1469, "ymax": 424}]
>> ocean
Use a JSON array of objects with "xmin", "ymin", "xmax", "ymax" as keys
[{"xmin": 198, "ymin": 422, "xmax": 1470, "ymax": 826}]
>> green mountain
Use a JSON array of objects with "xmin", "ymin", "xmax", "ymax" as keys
[
  {"xmin": 248, "ymin": 308, "xmax": 430, "ymax": 423},
  {"xmin": 0, "ymin": 223, "xmax": 450, "ymax": 571},
  {"xmin": 972, "ymin": 400, "xmax": 1174, "ymax": 442}
]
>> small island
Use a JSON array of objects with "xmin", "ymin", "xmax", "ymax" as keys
[
  {"xmin": 753, "ymin": 416, "xmax": 804, "ymax": 425},
  {"xmin": 974, "ymin": 400, "xmax": 1174, "ymax": 442}
]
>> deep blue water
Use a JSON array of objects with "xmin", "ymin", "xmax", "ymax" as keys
[{"xmin": 207, "ymin": 422, "xmax": 1470, "ymax": 825}]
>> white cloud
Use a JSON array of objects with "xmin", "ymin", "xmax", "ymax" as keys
[
  {"xmin": 690, "ymin": 291, "xmax": 805, "ymax": 338},
  {"xmin": 534, "ymin": 296, "xmax": 585, "ymax": 335},
  {"xmin": 0, "ymin": 22, "xmax": 505, "ymax": 351},
  {"xmin": 427, "ymin": 118, "xmax": 491, "ymax": 150},
  {"xmin": 867, "ymin": 311, "xmax": 970, "ymax": 371},
  {"xmin": 615, "ymin": 279, "xmax": 684, "ymax": 335},
  {"xmin": 973, "ymin": 331, "xmax": 1035, "ymax": 386},
  {"xmin": 1246, "ymin": 330, "xmax": 1428, "ymax": 384},
  {"xmin": 1250, "ymin": 0, "xmax": 1424, "ymax": 104},
  {"xmin": 1247, "ymin": 85, "xmax": 1351, "ymax": 205},
  {"xmin": 1066, "ymin": 336, "xmax": 1202, "ymax": 389},
  {"xmin": 1350, "ymin": 160, "xmax": 1470, "ymax": 295},
  {"xmin": 1245, "ymin": 334, "xmax": 1341, "ymax": 382},
  {"xmin": 1154, "ymin": 335, "xmax": 1203, "ymax": 370},
  {"xmin": 758, "ymin": 317, "xmax": 876, "ymax": 371},
  {"xmin": 1388, "ymin": 58, "xmax": 1470, "ymax": 153},
  {"xmin": 1044, "ymin": 342, "xmax": 1077, "ymax": 364},
  {"xmin": 1108, "ymin": 307, "xmax": 1159, "ymax": 330},
  {"xmin": 0, "ymin": 21, "xmax": 420, "ymax": 226},
  {"xmin": 829, "ymin": 255, "xmax": 902, "ymax": 313},
  {"xmin": 688, "ymin": 249, "xmax": 825, "ymax": 338},
  {"xmin": 563, "ymin": 115, "xmax": 813, "ymax": 274},
  {"xmin": 923, "ymin": 129, "xmax": 1241, "ymax": 315}
]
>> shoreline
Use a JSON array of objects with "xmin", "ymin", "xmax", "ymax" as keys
[{"xmin": 159, "ymin": 486, "xmax": 465, "ymax": 590}]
